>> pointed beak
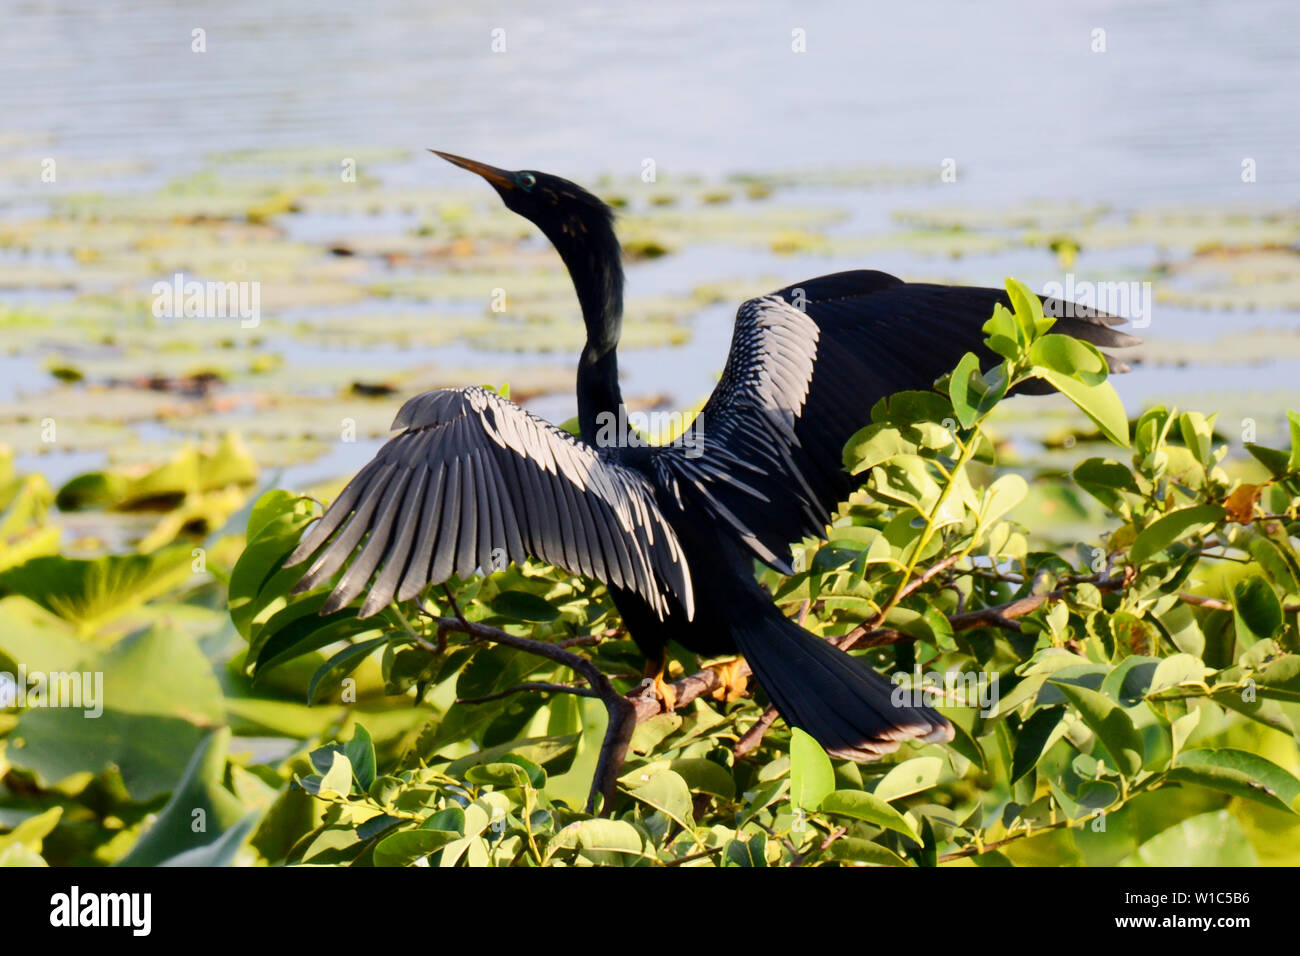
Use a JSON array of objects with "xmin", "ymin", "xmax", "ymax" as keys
[{"xmin": 430, "ymin": 150, "xmax": 514, "ymax": 190}]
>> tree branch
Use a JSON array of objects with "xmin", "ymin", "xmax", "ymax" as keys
[
  {"xmin": 457, "ymin": 681, "xmax": 599, "ymax": 705},
  {"xmin": 734, "ymin": 573, "xmax": 1130, "ymax": 758},
  {"xmin": 432, "ymin": 614, "xmax": 633, "ymax": 815}
]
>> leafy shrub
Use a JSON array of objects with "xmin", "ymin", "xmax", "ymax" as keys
[
  {"xmin": 1, "ymin": 279, "xmax": 1297, "ymax": 866},
  {"xmin": 224, "ymin": 280, "xmax": 1300, "ymax": 866}
]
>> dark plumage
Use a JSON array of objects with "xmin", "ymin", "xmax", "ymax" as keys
[{"xmin": 286, "ymin": 152, "xmax": 1139, "ymax": 760}]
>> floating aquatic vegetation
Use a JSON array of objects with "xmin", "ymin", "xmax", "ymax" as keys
[
  {"xmin": 239, "ymin": 435, "xmax": 330, "ymax": 469},
  {"xmin": 892, "ymin": 200, "xmax": 1110, "ymax": 232},
  {"xmin": 621, "ymin": 204, "xmax": 847, "ymax": 245},
  {"xmin": 284, "ymin": 312, "xmax": 493, "ymax": 350},
  {"xmin": 35, "ymin": 352, "xmax": 240, "ymax": 389},
  {"xmin": 728, "ymin": 164, "xmax": 937, "ymax": 189},
  {"xmin": 371, "ymin": 268, "xmax": 580, "ymax": 302},
  {"xmin": 2, "ymin": 150, "xmax": 1295, "ymax": 526},
  {"xmin": 465, "ymin": 317, "xmax": 689, "ymax": 353},
  {"xmin": 621, "ymin": 237, "xmax": 673, "ymax": 260},
  {"xmin": 817, "ymin": 230, "xmax": 1018, "ymax": 259},
  {"xmin": 0, "ymin": 419, "xmax": 136, "ymax": 456},
  {"xmin": 0, "ymin": 452, "xmax": 59, "ymax": 572},
  {"xmin": 1156, "ymin": 247, "xmax": 1300, "ymax": 311},
  {"xmin": 689, "ymin": 278, "xmax": 793, "ymax": 304},
  {"xmin": 0, "ymin": 546, "xmax": 197, "ymax": 635},
  {"xmin": 0, "ymin": 156, "xmax": 150, "ymax": 186},
  {"xmin": 56, "ymin": 432, "xmax": 257, "ymax": 513},
  {"xmin": 207, "ymin": 145, "xmax": 413, "ymax": 172}
]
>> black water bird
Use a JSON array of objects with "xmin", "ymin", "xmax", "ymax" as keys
[{"xmin": 286, "ymin": 152, "xmax": 1138, "ymax": 760}]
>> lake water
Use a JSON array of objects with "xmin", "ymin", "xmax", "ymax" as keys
[{"xmin": 2, "ymin": 0, "xmax": 1299, "ymax": 485}]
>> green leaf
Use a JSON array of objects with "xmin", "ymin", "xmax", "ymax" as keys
[
  {"xmin": 1165, "ymin": 749, "xmax": 1300, "ymax": 814},
  {"xmin": 843, "ymin": 425, "xmax": 912, "ymax": 475},
  {"xmin": 373, "ymin": 828, "xmax": 459, "ymax": 867},
  {"xmin": 724, "ymin": 833, "xmax": 768, "ymax": 867},
  {"xmin": 488, "ymin": 590, "xmax": 560, "ymax": 623},
  {"xmin": 1050, "ymin": 682, "xmax": 1144, "ymax": 777},
  {"xmin": 819, "ymin": 789, "xmax": 920, "ymax": 842},
  {"xmin": 551, "ymin": 819, "xmax": 653, "ymax": 864},
  {"xmin": 465, "ymin": 756, "xmax": 545, "ymax": 791},
  {"xmin": 545, "ymin": 696, "xmax": 608, "ymax": 809},
  {"xmin": 1245, "ymin": 442, "xmax": 1292, "ymax": 478},
  {"xmin": 628, "ymin": 770, "xmax": 697, "ymax": 837},
  {"xmin": 1170, "ymin": 709, "xmax": 1201, "ymax": 762},
  {"xmin": 948, "ymin": 352, "xmax": 983, "ymax": 429},
  {"xmin": 1232, "ymin": 576, "xmax": 1284, "ymax": 647},
  {"xmin": 1031, "ymin": 368, "xmax": 1129, "ymax": 447},
  {"xmin": 873, "ymin": 756, "xmax": 944, "ymax": 802},
  {"xmin": 1178, "ymin": 411, "xmax": 1217, "ymax": 468},
  {"xmin": 318, "ymin": 751, "xmax": 354, "ymax": 798},
  {"xmin": 229, "ymin": 494, "xmax": 319, "ymax": 644},
  {"xmin": 119, "ymin": 729, "xmax": 252, "ymax": 866},
  {"xmin": 1011, "ymin": 707, "xmax": 1064, "ymax": 783},
  {"xmin": 1249, "ymin": 536, "xmax": 1300, "ymax": 595},
  {"xmin": 0, "ymin": 807, "xmax": 62, "ymax": 858},
  {"xmin": 1129, "ymin": 504, "xmax": 1225, "ymax": 565},
  {"xmin": 871, "ymin": 455, "xmax": 943, "ymax": 512},
  {"xmin": 445, "ymin": 735, "xmax": 574, "ymax": 782},
  {"xmin": 825, "ymin": 837, "xmax": 911, "ymax": 866},
  {"xmin": 343, "ymin": 724, "xmax": 376, "ymax": 791},
  {"xmin": 789, "ymin": 727, "xmax": 835, "ymax": 810},
  {"xmin": 0, "ymin": 548, "xmax": 195, "ymax": 635},
  {"xmin": 1120, "ymin": 810, "xmax": 1258, "ymax": 866},
  {"xmin": 1073, "ymin": 457, "xmax": 1139, "ymax": 512},
  {"xmin": 1148, "ymin": 653, "xmax": 1209, "ymax": 695},
  {"xmin": 1289, "ymin": 410, "xmax": 1300, "ymax": 473},
  {"xmin": 982, "ymin": 303, "xmax": 1021, "ymax": 359},
  {"xmin": 307, "ymin": 636, "xmax": 389, "ymax": 704},
  {"xmin": 1005, "ymin": 277, "xmax": 1050, "ymax": 337},
  {"xmin": 0, "ymin": 597, "xmax": 97, "ymax": 674},
  {"xmin": 253, "ymin": 603, "xmax": 382, "ymax": 677},
  {"xmin": 669, "ymin": 758, "xmax": 736, "ymax": 800},
  {"xmin": 978, "ymin": 474, "xmax": 1028, "ymax": 532},
  {"xmin": 246, "ymin": 489, "xmax": 302, "ymax": 541},
  {"xmin": 1028, "ymin": 334, "xmax": 1109, "ymax": 386},
  {"xmin": 1101, "ymin": 656, "xmax": 1160, "ymax": 706},
  {"xmin": 1214, "ymin": 654, "xmax": 1300, "ymax": 703},
  {"xmin": 160, "ymin": 813, "xmax": 261, "ymax": 867},
  {"xmin": 9, "ymin": 626, "xmax": 225, "ymax": 801},
  {"xmin": 1255, "ymin": 655, "xmax": 1300, "ymax": 702}
]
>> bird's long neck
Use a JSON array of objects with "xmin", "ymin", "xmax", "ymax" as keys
[
  {"xmin": 550, "ymin": 220, "xmax": 629, "ymax": 449},
  {"xmin": 577, "ymin": 343, "xmax": 625, "ymax": 449}
]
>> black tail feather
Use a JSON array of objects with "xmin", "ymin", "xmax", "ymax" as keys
[{"xmin": 732, "ymin": 607, "xmax": 953, "ymax": 761}]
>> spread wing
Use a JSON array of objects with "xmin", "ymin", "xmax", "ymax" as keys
[
  {"xmin": 651, "ymin": 270, "xmax": 1140, "ymax": 570},
  {"xmin": 286, "ymin": 386, "xmax": 693, "ymax": 619}
]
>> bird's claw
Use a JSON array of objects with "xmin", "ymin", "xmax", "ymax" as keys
[
  {"xmin": 707, "ymin": 657, "xmax": 749, "ymax": 703},
  {"xmin": 640, "ymin": 660, "xmax": 678, "ymax": 713}
]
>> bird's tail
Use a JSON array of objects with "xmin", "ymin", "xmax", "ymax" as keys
[{"xmin": 731, "ymin": 606, "xmax": 953, "ymax": 761}]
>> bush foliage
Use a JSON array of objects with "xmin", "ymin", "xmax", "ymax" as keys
[{"xmin": 2, "ymin": 280, "xmax": 1298, "ymax": 866}]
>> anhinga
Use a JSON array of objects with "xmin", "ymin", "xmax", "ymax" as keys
[{"xmin": 286, "ymin": 152, "xmax": 1138, "ymax": 761}]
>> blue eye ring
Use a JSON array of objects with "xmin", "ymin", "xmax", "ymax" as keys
[{"xmin": 518, "ymin": 172, "xmax": 537, "ymax": 190}]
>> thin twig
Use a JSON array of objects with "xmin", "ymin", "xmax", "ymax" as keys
[
  {"xmin": 735, "ymin": 572, "xmax": 1131, "ymax": 757},
  {"xmin": 837, "ymin": 574, "xmax": 1127, "ymax": 652},
  {"xmin": 819, "ymin": 826, "xmax": 848, "ymax": 852},
  {"xmin": 433, "ymin": 614, "xmax": 634, "ymax": 815},
  {"xmin": 457, "ymin": 681, "xmax": 599, "ymax": 705}
]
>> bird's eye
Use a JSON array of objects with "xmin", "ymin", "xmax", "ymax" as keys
[{"xmin": 518, "ymin": 172, "xmax": 537, "ymax": 190}]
